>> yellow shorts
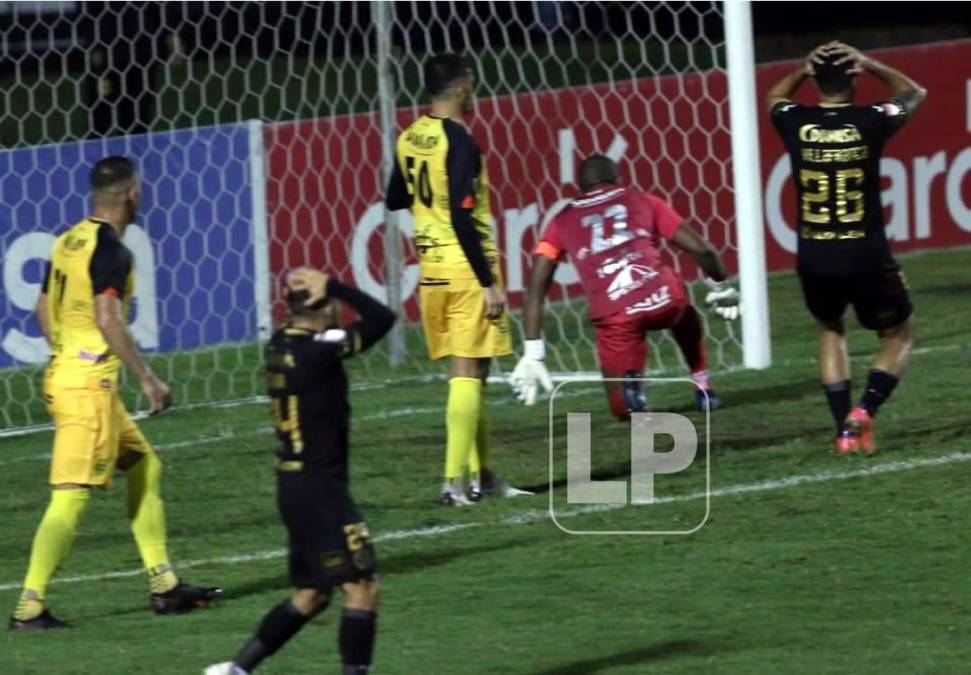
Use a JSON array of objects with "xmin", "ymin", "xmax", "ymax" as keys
[
  {"xmin": 418, "ymin": 265, "xmax": 513, "ymax": 361},
  {"xmin": 44, "ymin": 382, "xmax": 152, "ymax": 488}
]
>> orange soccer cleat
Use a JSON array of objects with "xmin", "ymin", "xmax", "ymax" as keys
[
  {"xmin": 835, "ymin": 429, "xmax": 859, "ymax": 455},
  {"xmin": 845, "ymin": 407, "xmax": 876, "ymax": 454}
]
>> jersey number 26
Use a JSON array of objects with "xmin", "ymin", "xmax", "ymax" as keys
[{"xmin": 800, "ymin": 168, "xmax": 865, "ymax": 225}]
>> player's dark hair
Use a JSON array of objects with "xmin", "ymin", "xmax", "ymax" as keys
[
  {"xmin": 90, "ymin": 156, "xmax": 136, "ymax": 193},
  {"xmin": 813, "ymin": 52, "xmax": 854, "ymax": 95},
  {"xmin": 578, "ymin": 154, "xmax": 619, "ymax": 192},
  {"xmin": 424, "ymin": 53, "xmax": 471, "ymax": 98},
  {"xmin": 285, "ymin": 289, "xmax": 328, "ymax": 317}
]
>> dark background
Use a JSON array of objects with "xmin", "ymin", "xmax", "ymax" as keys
[{"xmin": 0, "ymin": 1, "xmax": 966, "ymax": 139}]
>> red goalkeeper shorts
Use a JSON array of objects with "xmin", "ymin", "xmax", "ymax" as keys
[{"xmin": 592, "ymin": 280, "xmax": 690, "ymax": 375}]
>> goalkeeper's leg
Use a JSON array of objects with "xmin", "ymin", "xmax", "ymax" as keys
[
  {"xmin": 443, "ymin": 356, "xmax": 485, "ymax": 506},
  {"xmin": 669, "ymin": 305, "xmax": 722, "ymax": 412},
  {"xmin": 468, "ymin": 358, "xmax": 492, "ymax": 487},
  {"xmin": 593, "ymin": 315, "xmax": 649, "ymax": 421}
]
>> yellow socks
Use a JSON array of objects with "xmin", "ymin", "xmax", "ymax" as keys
[
  {"xmin": 16, "ymin": 488, "xmax": 90, "ymax": 620},
  {"xmin": 126, "ymin": 453, "xmax": 177, "ymax": 593},
  {"xmin": 445, "ymin": 377, "xmax": 482, "ymax": 485},
  {"xmin": 469, "ymin": 390, "xmax": 490, "ymax": 483}
]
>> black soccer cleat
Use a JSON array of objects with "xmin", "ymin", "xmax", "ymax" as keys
[
  {"xmin": 466, "ymin": 484, "xmax": 484, "ymax": 502},
  {"xmin": 622, "ymin": 370, "xmax": 648, "ymax": 415},
  {"xmin": 695, "ymin": 389, "xmax": 724, "ymax": 412},
  {"xmin": 8, "ymin": 609, "xmax": 71, "ymax": 631},
  {"xmin": 151, "ymin": 582, "xmax": 222, "ymax": 615}
]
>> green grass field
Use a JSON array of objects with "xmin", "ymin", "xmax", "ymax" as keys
[{"xmin": 1, "ymin": 247, "xmax": 969, "ymax": 674}]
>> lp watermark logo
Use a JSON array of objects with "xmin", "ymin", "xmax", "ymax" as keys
[{"xmin": 548, "ymin": 377, "xmax": 710, "ymax": 535}]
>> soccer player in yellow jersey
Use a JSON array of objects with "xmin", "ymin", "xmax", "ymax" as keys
[
  {"xmin": 385, "ymin": 54, "xmax": 530, "ymax": 506},
  {"xmin": 9, "ymin": 157, "xmax": 219, "ymax": 630}
]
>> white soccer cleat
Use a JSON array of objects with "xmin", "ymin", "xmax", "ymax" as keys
[
  {"xmin": 204, "ymin": 663, "xmax": 249, "ymax": 675},
  {"xmin": 509, "ymin": 340, "xmax": 554, "ymax": 405},
  {"xmin": 440, "ymin": 485, "xmax": 475, "ymax": 507},
  {"xmin": 703, "ymin": 278, "xmax": 741, "ymax": 321}
]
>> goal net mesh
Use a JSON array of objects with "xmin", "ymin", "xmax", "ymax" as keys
[{"xmin": 0, "ymin": 1, "xmax": 740, "ymax": 431}]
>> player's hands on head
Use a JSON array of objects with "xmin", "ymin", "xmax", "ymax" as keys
[
  {"xmin": 287, "ymin": 266, "xmax": 330, "ymax": 307},
  {"xmin": 509, "ymin": 340, "xmax": 554, "ymax": 406},
  {"xmin": 704, "ymin": 278, "xmax": 741, "ymax": 321},
  {"xmin": 141, "ymin": 372, "xmax": 171, "ymax": 415},
  {"xmin": 827, "ymin": 42, "xmax": 868, "ymax": 75},
  {"xmin": 482, "ymin": 284, "xmax": 506, "ymax": 319},
  {"xmin": 804, "ymin": 43, "xmax": 835, "ymax": 75}
]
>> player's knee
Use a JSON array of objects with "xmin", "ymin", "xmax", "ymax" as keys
[
  {"xmin": 119, "ymin": 449, "xmax": 161, "ymax": 474},
  {"xmin": 343, "ymin": 578, "xmax": 380, "ymax": 611},
  {"xmin": 291, "ymin": 587, "xmax": 332, "ymax": 616},
  {"xmin": 879, "ymin": 318, "xmax": 915, "ymax": 348},
  {"xmin": 818, "ymin": 319, "xmax": 846, "ymax": 336}
]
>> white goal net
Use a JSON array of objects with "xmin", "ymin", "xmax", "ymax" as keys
[{"xmin": 0, "ymin": 1, "xmax": 742, "ymax": 432}]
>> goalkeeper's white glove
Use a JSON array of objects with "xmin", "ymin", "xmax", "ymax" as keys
[
  {"xmin": 704, "ymin": 277, "xmax": 741, "ymax": 321},
  {"xmin": 509, "ymin": 339, "xmax": 554, "ymax": 406}
]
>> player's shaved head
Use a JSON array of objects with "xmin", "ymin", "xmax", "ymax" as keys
[
  {"xmin": 91, "ymin": 156, "xmax": 136, "ymax": 197},
  {"xmin": 424, "ymin": 53, "xmax": 472, "ymax": 99},
  {"xmin": 578, "ymin": 154, "xmax": 619, "ymax": 192},
  {"xmin": 813, "ymin": 51, "xmax": 854, "ymax": 96},
  {"xmin": 90, "ymin": 156, "xmax": 140, "ymax": 226}
]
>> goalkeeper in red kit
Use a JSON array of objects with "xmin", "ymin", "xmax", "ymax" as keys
[{"xmin": 510, "ymin": 155, "xmax": 740, "ymax": 418}]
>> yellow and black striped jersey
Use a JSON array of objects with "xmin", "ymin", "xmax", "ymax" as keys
[
  {"xmin": 385, "ymin": 114, "xmax": 497, "ymax": 286},
  {"xmin": 43, "ymin": 218, "xmax": 134, "ymax": 389}
]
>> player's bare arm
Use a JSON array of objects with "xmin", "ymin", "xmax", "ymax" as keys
[
  {"xmin": 668, "ymin": 224, "xmax": 740, "ymax": 321},
  {"xmin": 509, "ymin": 254, "xmax": 556, "ymax": 405},
  {"xmin": 764, "ymin": 43, "xmax": 833, "ymax": 111},
  {"xmin": 523, "ymin": 254, "xmax": 557, "ymax": 341},
  {"xmin": 670, "ymin": 224, "xmax": 727, "ymax": 282},
  {"xmin": 94, "ymin": 293, "xmax": 170, "ymax": 414},
  {"xmin": 34, "ymin": 291, "xmax": 51, "ymax": 345},
  {"xmin": 829, "ymin": 42, "xmax": 927, "ymax": 115}
]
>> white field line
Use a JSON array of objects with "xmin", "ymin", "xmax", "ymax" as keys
[
  {"xmin": 4, "ymin": 340, "xmax": 966, "ymax": 441},
  {"xmin": 4, "ymin": 339, "xmax": 968, "ymax": 465},
  {"xmin": 0, "ymin": 449, "xmax": 966, "ymax": 593},
  {"xmin": 0, "ymin": 385, "xmax": 608, "ymax": 467}
]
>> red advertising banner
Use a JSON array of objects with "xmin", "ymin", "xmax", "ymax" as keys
[{"xmin": 265, "ymin": 39, "xmax": 971, "ymax": 321}]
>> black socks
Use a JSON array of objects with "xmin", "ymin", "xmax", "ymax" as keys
[
  {"xmin": 861, "ymin": 369, "xmax": 899, "ymax": 417},
  {"xmin": 823, "ymin": 380, "xmax": 852, "ymax": 434},
  {"xmin": 340, "ymin": 608, "xmax": 377, "ymax": 674},
  {"xmin": 234, "ymin": 600, "xmax": 311, "ymax": 671}
]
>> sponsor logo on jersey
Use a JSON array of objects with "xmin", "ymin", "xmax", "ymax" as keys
[
  {"xmin": 598, "ymin": 255, "xmax": 659, "ymax": 302},
  {"xmin": 404, "ymin": 131, "xmax": 439, "ymax": 150},
  {"xmin": 624, "ymin": 285, "xmax": 672, "ymax": 315},
  {"xmin": 78, "ymin": 349, "xmax": 109, "ymax": 363},
  {"xmin": 798, "ymin": 124, "xmax": 863, "ymax": 144}
]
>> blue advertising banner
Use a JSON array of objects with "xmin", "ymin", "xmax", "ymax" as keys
[{"xmin": 0, "ymin": 124, "xmax": 257, "ymax": 368}]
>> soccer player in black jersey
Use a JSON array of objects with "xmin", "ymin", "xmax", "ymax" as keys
[
  {"xmin": 766, "ymin": 42, "xmax": 926, "ymax": 454},
  {"xmin": 206, "ymin": 267, "xmax": 395, "ymax": 675}
]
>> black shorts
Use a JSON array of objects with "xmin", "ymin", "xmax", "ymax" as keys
[
  {"xmin": 797, "ymin": 262, "xmax": 913, "ymax": 331},
  {"xmin": 277, "ymin": 472, "xmax": 377, "ymax": 590}
]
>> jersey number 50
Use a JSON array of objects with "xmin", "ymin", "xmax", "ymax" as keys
[
  {"xmin": 405, "ymin": 156, "xmax": 433, "ymax": 208},
  {"xmin": 800, "ymin": 168, "xmax": 865, "ymax": 225}
]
